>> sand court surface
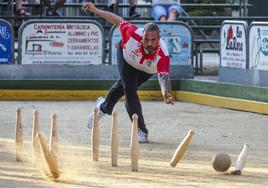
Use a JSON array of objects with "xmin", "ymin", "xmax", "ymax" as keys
[{"xmin": 0, "ymin": 100, "xmax": 267, "ymax": 187}]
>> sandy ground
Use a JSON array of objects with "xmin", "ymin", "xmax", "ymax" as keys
[{"xmin": 0, "ymin": 100, "xmax": 268, "ymax": 187}]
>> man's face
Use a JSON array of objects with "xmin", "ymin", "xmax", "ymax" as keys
[{"xmin": 142, "ymin": 30, "xmax": 160, "ymax": 55}]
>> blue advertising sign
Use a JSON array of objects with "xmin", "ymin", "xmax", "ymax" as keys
[
  {"xmin": 109, "ymin": 21, "xmax": 192, "ymax": 65},
  {"xmin": 0, "ymin": 19, "xmax": 14, "ymax": 64}
]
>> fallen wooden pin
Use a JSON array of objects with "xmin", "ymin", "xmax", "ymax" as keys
[{"xmin": 36, "ymin": 132, "xmax": 59, "ymax": 179}]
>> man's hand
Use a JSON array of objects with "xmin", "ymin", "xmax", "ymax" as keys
[
  {"xmin": 82, "ymin": 2, "xmax": 96, "ymax": 13},
  {"xmin": 82, "ymin": 2, "xmax": 123, "ymax": 26},
  {"xmin": 164, "ymin": 92, "xmax": 175, "ymax": 105}
]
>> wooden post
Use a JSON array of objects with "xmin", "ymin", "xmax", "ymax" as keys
[
  {"xmin": 91, "ymin": 107, "xmax": 99, "ymax": 161},
  {"xmin": 49, "ymin": 113, "xmax": 58, "ymax": 160},
  {"xmin": 32, "ymin": 110, "xmax": 40, "ymax": 165},
  {"xmin": 37, "ymin": 133, "xmax": 59, "ymax": 178},
  {"xmin": 15, "ymin": 107, "xmax": 23, "ymax": 162},
  {"xmin": 170, "ymin": 130, "xmax": 195, "ymax": 167},
  {"xmin": 131, "ymin": 114, "xmax": 139, "ymax": 172},
  {"xmin": 111, "ymin": 111, "xmax": 118, "ymax": 167}
]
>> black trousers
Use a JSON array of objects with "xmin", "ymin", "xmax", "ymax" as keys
[{"xmin": 100, "ymin": 41, "xmax": 153, "ymax": 134}]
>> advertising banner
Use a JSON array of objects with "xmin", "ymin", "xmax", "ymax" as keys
[
  {"xmin": 19, "ymin": 20, "xmax": 104, "ymax": 65},
  {"xmin": 220, "ymin": 21, "xmax": 248, "ymax": 69},
  {"xmin": 249, "ymin": 22, "xmax": 268, "ymax": 70},
  {"xmin": 109, "ymin": 21, "xmax": 192, "ymax": 65},
  {"xmin": 0, "ymin": 19, "xmax": 14, "ymax": 64}
]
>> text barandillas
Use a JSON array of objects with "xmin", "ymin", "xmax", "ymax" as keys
[{"xmin": 70, "ymin": 45, "xmax": 99, "ymax": 50}]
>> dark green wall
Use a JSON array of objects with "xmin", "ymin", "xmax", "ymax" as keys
[{"xmin": 248, "ymin": 0, "xmax": 268, "ymax": 16}]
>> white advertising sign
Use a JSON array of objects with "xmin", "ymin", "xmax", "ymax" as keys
[
  {"xmin": 249, "ymin": 23, "xmax": 268, "ymax": 70},
  {"xmin": 20, "ymin": 20, "xmax": 103, "ymax": 65},
  {"xmin": 220, "ymin": 21, "xmax": 247, "ymax": 68}
]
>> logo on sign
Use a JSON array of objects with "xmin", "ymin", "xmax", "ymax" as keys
[
  {"xmin": 256, "ymin": 27, "xmax": 268, "ymax": 56},
  {"xmin": 224, "ymin": 26, "xmax": 243, "ymax": 51},
  {"xmin": 162, "ymin": 37, "xmax": 183, "ymax": 54},
  {"xmin": 0, "ymin": 26, "xmax": 10, "ymax": 40},
  {"xmin": 0, "ymin": 26, "xmax": 10, "ymax": 52},
  {"xmin": 261, "ymin": 37, "xmax": 268, "ymax": 56}
]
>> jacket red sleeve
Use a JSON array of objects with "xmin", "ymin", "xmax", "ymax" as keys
[
  {"xmin": 157, "ymin": 56, "xmax": 170, "ymax": 74},
  {"xmin": 119, "ymin": 20, "xmax": 138, "ymax": 48}
]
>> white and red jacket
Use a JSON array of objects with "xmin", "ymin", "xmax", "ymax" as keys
[{"xmin": 120, "ymin": 20, "xmax": 170, "ymax": 75}]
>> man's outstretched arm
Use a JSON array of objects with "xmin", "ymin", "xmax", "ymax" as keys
[
  {"xmin": 158, "ymin": 73, "xmax": 175, "ymax": 105},
  {"xmin": 82, "ymin": 2, "xmax": 123, "ymax": 26}
]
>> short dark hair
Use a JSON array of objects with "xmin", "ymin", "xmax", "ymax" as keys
[{"xmin": 143, "ymin": 23, "xmax": 160, "ymax": 34}]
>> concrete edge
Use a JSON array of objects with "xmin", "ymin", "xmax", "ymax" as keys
[
  {"xmin": 179, "ymin": 79, "xmax": 268, "ymax": 103},
  {"xmin": 0, "ymin": 90, "xmax": 163, "ymax": 101},
  {"xmin": 1, "ymin": 79, "xmax": 268, "ymax": 102},
  {"xmin": 1, "ymin": 89, "xmax": 268, "ymax": 115},
  {"xmin": 176, "ymin": 91, "xmax": 268, "ymax": 115}
]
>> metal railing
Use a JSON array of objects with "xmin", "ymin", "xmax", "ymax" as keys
[{"xmin": 0, "ymin": 1, "xmax": 258, "ymax": 74}]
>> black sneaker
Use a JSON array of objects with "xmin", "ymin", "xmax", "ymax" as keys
[
  {"xmin": 129, "ymin": 6, "xmax": 140, "ymax": 18},
  {"xmin": 107, "ymin": 4, "xmax": 114, "ymax": 12},
  {"xmin": 231, "ymin": 170, "xmax": 241, "ymax": 175},
  {"xmin": 129, "ymin": 12, "xmax": 140, "ymax": 18}
]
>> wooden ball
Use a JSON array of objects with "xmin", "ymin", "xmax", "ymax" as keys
[{"xmin": 212, "ymin": 153, "xmax": 231, "ymax": 172}]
